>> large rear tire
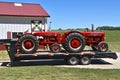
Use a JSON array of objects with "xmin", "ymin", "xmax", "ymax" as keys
[
  {"xmin": 18, "ymin": 34, "xmax": 39, "ymax": 54},
  {"xmin": 63, "ymin": 33, "xmax": 85, "ymax": 53}
]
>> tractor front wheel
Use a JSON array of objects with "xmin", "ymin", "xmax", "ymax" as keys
[
  {"xmin": 49, "ymin": 44, "xmax": 61, "ymax": 53},
  {"xmin": 98, "ymin": 42, "xmax": 108, "ymax": 52}
]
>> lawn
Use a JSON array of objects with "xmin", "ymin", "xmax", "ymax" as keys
[
  {"xmin": 0, "ymin": 66, "xmax": 120, "ymax": 80},
  {"xmin": 104, "ymin": 30, "xmax": 120, "ymax": 52}
]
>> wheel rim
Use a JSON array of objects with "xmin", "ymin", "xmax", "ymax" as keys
[
  {"xmin": 69, "ymin": 57, "xmax": 78, "ymax": 65},
  {"xmin": 100, "ymin": 44, "xmax": 107, "ymax": 51},
  {"xmin": 81, "ymin": 57, "xmax": 89, "ymax": 65},
  {"xmin": 53, "ymin": 45, "xmax": 59, "ymax": 52},
  {"xmin": 70, "ymin": 38, "xmax": 81, "ymax": 50},
  {"xmin": 22, "ymin": 39, "xmax": 35, "ymax": 51}
]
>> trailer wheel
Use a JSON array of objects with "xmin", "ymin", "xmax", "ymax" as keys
[
  {"xmin": 18, "ymin": 34, "xmax": 39, "ymax": 54},
  {"xmin": 49, "ymin": 44, "xmax": 61, "ymax": 53},
  {"xmin": 80, "ymin": 56, "xmax": 91, "ymax": 65},
  {"xmin": 67, "ymin": 56, "xmax": 80, "ymax": 65},
  {"xmin": 98, "ymin": 42, "xmax": 108, "ymax": 52},
  {"xmin": 64, "ymin": 33, "xmax": 85, "ymax": 53}
]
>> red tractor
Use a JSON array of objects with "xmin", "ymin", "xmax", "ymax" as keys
[{"xmin": 16, "ymin": 27, "xmax": 108, "ymax": 54}]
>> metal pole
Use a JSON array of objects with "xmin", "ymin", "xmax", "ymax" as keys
[
  {"xmin": 91, "ymin": 24, "xmax": 94, "ymax": 32},
  {"xmin": 49, "ymin": 21, "xmax": 52, "ymax": 31}
]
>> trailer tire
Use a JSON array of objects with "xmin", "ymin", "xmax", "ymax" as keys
[
  {"xmin": 64, "ymin": 33, "xmax": 85, "ymax": 53},
  {"xmin": 67, "ymin": 56, "xmax": 80, "ymax": 65},
  {"xmin": 18, "ymin": 34, "xmax": 39, "ymax": 54},
  {"xmin": 98, "ymin": 42, "xmax": 108, "ymax": 52},
  {"xmin": 49, "ymin": 44, "xmax": 61, "ymax": 53},
  {"xmin": 80, "ymin": 56, "xmax": 91, "ymax": 65}
]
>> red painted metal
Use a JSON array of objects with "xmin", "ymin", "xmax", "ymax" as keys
[
  {"xmin": 100, "ymin": 44, "xmax": 106, "ymax": 51},
  {"xmin": 53, "ymin": 45, "xmax": 59, "ymax": 52},
  {"xmin": 70, "ymin": 38, "xmax": 81, "ymax": 48},
  {"xmin": 24, "ymin": 40, "xmax": 34, "ymax": 49},
  {"xmin": 32, "ymin": 31, "xmax": 61, "ymax": 45}
]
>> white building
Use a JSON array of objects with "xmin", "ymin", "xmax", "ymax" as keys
[{"xmin": 0, "ymin": 2, "xmax": 50, "ymax": 39}]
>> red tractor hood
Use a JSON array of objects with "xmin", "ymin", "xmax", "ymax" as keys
[
  {"xmin": 81, "ymin": 31, "xmax": 105, "ymax": 37},
  {"xmin": 32, "ymin": 31, "xmax": 61, "ymax": 36}
]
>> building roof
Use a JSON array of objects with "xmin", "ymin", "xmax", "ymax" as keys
[{"xmin": 0, "ymin": 2, "xmax": 50, "ymax": 17}]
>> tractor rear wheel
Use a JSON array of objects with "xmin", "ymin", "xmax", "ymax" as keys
[
  {"xmin": 18, "ymin": 34, "xmax": 39, "ymax": 54},
  {"xmin": 64, "ymin": 33, "xmax": 85, "ymax": 53}
]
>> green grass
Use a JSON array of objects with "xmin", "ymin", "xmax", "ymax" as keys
[
  {"xmin": 0, "ymin": 51, "xmax": 10, "ymax": 61},
  {"xmin": 105, "ymin": 30, "xmax": 120, "ymax": 42},
  {"xmin": 0, "ymin": 66, "xmax": 120, "ymax": 80},
  {"xmin": 104, "ymin": 30, "xmax": 120, "ymax": 52}
]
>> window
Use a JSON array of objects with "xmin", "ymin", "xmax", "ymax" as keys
[
  {"xmin": 12, "ymin": 32, "xmax": 23, "ymax": 39},
  {"xmin": 12, "ymin": 32, "xmax": 17, "ymax": 39}
]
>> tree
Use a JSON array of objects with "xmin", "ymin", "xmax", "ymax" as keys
[
  {"xmin": 96, "ymin": 26, "xmax": 120, "ymax": 30},
  {"xmin": 58, "ymin": 28, "xmax": 62, "ymax": 30}
]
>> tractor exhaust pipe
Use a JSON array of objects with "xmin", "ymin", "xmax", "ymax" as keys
[{"xmin": 91, "ymin": 24, "xmax": 94, "ymax": 32}]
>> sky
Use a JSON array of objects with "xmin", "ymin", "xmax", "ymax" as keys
[{"xmin": 1, "ymin": 0, "xmax": 120, "ymax": 29}]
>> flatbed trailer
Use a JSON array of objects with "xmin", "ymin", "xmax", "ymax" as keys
[{"xmin": 0, "ymin": 39, "xmax": 118, "ymax": 66}]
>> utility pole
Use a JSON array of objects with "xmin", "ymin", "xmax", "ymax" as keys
[{"xmin": 48, "ymin": 21, "xmax": 52, "ymax": 31}]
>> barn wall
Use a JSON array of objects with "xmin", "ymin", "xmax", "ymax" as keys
[{"xmin": 0, "ymin": 16, "xmax": 47, "ymax": 39}]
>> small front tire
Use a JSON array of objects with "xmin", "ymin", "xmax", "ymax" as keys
[
  {"xmin": 49, "ymin": 44, "xmax": 61, "ymax": 53},
  {"xmin": 98, "ymin": 42, "xmax": 108, "ymax": 52}
]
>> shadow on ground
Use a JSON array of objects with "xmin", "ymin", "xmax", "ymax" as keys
[{"xmin": 0, "ymin": 58, "xmax": 111, "ymax": 67}]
